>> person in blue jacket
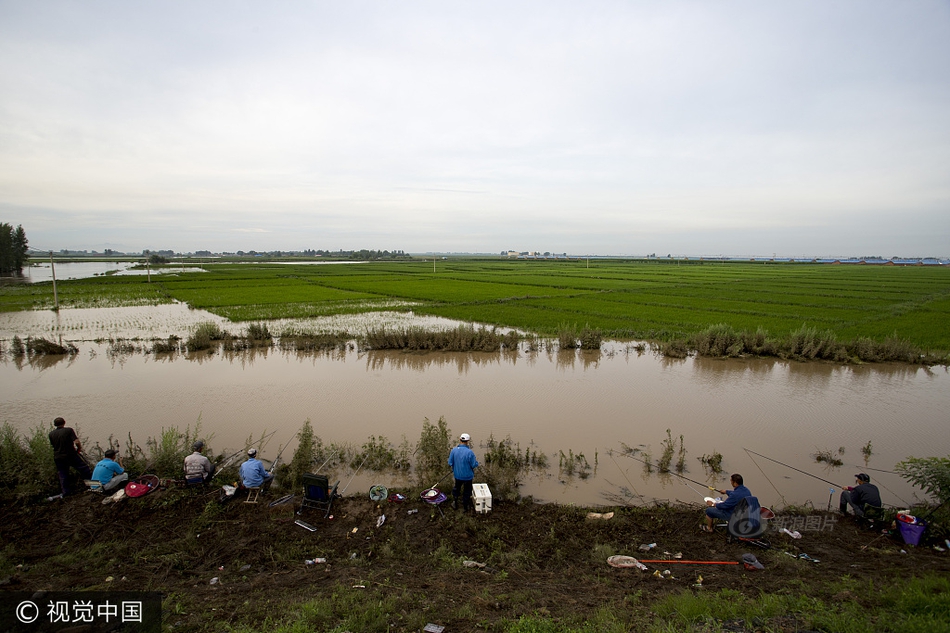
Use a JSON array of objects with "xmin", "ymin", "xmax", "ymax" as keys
[
  {"xmin": 92, "ymin": 449, "xmax": 129, "ymax": 492},
  {"xmin": 448, "ymin": 433, "xmax": 479, "ymax": 512},
  {"xmin": 703, "ymin": 473, "xmax": 751, "ymax": 532},
  {"xmin": 240, "ymin": 448, "xmax": 274, "ymax": 490}
]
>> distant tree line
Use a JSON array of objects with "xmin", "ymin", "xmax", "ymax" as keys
[
  {"xmin": 0, "ymin": 223, "xmax": 30, "ymax": 274},
  {"xmin": 297, "ymin": 249, "xmax": 409, "ymax": 260}
]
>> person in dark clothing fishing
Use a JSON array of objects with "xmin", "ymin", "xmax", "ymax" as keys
[
  {"xmin": 839, "ymin": 473, "xmax": 882, "ymax": 518},
  {"xmin": 448, "ymin": 433, "xmax": 479, "ymax": 512},
  {"xmin": 48, "ymin": 416, "xmax": 92, "ymax": 496},
  {"xmin": 703, "ymin": 473, "xmax": 751, "ymax": 533}
]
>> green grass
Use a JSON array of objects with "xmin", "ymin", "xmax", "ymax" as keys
[{"xmin": 3, "ymin": 260, "xmax": 949, "ymax": 352}]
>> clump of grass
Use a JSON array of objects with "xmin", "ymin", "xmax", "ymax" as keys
[
  {"xmin": 861, "ymin": 441, "xmax": 873, "ymax": 465},
  {"xmin": 658, "ymin": 429, "xmax": 676, "ymax": 473},
  {"xmin": 814, "ymin": 447, "xmax": 845, "ymax": 467},
  {"xmin": 415, "ymin": 416, "xmax": 452, "ymax": 488},
  {"xmin": 10, "ymin": 336, "xmax": 25, "ymax": 357},
  {"xmin": 579, "ymin": 326, "xmax": 602, "ymax": 351},
  {"xmin": 0, "ymin": 423, "xmax": 58, "ymax": 498},
  {"xmin": 676, "ymin": 434, "xmax": 687, "ymax": 473},
  {"xmin": 557, "ymin": 323, "xmax": 579, "ymax": 350},
  {"xmin": 362, "ymin": 325, "xmax": 519, "ymax": 352},
  {"xmin": 185, "ymin": 322, "xmax": 230, "ymax": 352},
  {"xmin": 353, "ymin": 435, "xmax": 410, "ymax": 472},
  {"xmin": 286, "ymin": 419, "xmax": 316, "ymax": 490},
  {"xmin": 699, "ymin": 452, "xmax": 724, "ymax": 475},
  {"xmin": 25, "ymin": 337, "xmax": 78, "ymax": 356},
  {"xmin": 144, "ymin": 421, "xmax": 211, "ymax": 478},
  {"xmin": 151, "ymin": 336, "xmax": 181, "ymax": 354},
  {"xmin": 278, "ymin": 331, "xmax": 351, "ymax": 352},
  {"xmin": 657, "ymin": 339, "xmax": 689, "ymax": 359},
  {"xmin": 482, "ymin": 434, "xmax": 543, "ymax": 501},
  {"xmin": 558, "ymin": 448, "xmax": 592, "ymax": 479}
]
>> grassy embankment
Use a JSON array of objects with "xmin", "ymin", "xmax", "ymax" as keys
[
  {"xmin": 2, "ymin": 419, "xmax": 948, "ymax": 633},
  {"xmin": 1, "ymin": 259, "xmax": 948, "ymax": 361}
]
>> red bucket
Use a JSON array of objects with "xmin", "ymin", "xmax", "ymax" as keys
[{"xmin": 898, "ymin": 521, "xmax": 926, "ymax": 546}]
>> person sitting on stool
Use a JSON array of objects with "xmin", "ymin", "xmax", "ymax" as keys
[
  {"xmin": 840, "ymin": 473, "xmax": 881, "ymax": 518},
  {"xmin": 240, "ymin": 448, "xmax": 274, "ymax": 491},
  {"xmin": 703, "ymin": 473, "xmax": 751, "ymax": 533},
  {"xmin": 184, "ymin": 440, "xmax": 216, "ymax": 484}
]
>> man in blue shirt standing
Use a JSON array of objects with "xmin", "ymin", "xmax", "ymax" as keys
[
  {"xmin": 92, "ymin": 449, "xmax": 128, "ymax": 492},
  {"xmin": 240, "ymin": 448, "xmax": 274, "ymax": 490},
  {"xmin": 448, "ymin": 433, "xmax": 479, "ymax": 512},
  {"xmin": 703, "ymin": 473, "xmax": 751, "ymax": 532}
]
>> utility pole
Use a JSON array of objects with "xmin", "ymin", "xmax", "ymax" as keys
[{"xmin": 50, "ymin": 251, "xmax": 59, "ymax": 311}]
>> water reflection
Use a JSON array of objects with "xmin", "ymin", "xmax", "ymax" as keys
[{"xmin": 2, "ymin": 341, "xmax": 947, "ymax": 509}]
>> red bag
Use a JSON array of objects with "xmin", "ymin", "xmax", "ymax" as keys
[{"xmin": 125, "ymin": 474, "xmax": 159, "ymax": 498}]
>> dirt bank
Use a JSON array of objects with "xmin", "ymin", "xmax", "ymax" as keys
[{"xmin": 1, "ymin": 486, "xmax": 947, "ymax": 632}]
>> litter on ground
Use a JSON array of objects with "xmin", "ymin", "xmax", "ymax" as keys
[{"xmin": 606, "ymin": 556, "xmax": 648, "ymax": 570}]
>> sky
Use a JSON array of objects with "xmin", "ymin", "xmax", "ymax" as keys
[{"xmin": 1, "ymin": 1, "xmax": 948, "ymax": 258}]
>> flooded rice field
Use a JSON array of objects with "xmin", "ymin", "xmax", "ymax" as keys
[{"xmin": 2, "ymin": 305, "xmax": 948, "ymax": 509}]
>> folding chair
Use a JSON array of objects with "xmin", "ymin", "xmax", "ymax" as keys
[
  {"xmin": 725, "ymin": 496, "xmax": 772, "ymax": 549},
  {"xmin": 298, "ymin": 474, "xmax": 339, "ymax": 518},
  {"xmin": 244, "ymin": 486, "xmax": 262, "ymax": 504},
  {"xmin": 84, "ymin": 480, "xmax": 104, "ymax": 493}
]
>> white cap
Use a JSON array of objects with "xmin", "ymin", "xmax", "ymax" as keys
[
  {"xmin": 248, "ymin": 448, "xmax": 257, "ymax": 457},
  {"xmin": 459, "ymin": 433, "xmax": 470, "ymax": 442}
]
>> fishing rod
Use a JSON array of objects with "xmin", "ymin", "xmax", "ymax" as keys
[
  {"xmin": 611, "ymin": 449, "xmax": 720, "ymax": 493},
  {"xmin": 743, "ymin": 448, "xmax": 842, "ymax": 488},
  {"xmin": 339, "ymin": 454, "xmax": 369, "ymax": 495},
  {"xmin": 267, "ymin": 441, "xmax": 290, "ymax": 475},
  {"xmin": 211, "ymin": 430, "xmax": 279, "ymax": 480},
  {"xmin": 314, "ymin": 449, "xmax": 340, "ymax": 474}
]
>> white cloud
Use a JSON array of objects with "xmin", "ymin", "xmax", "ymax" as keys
[{"xmin": 1, "ymin": 1, "xmax": 948, "ymax": 256}]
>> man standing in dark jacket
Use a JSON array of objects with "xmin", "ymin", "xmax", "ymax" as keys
[
  {"xmin": 48, "ymin": 417, "xmax": 92, "ymax": 496},
  {"xmin": 840, "ymin": 473, "xmax": 882, "ymax": 517}
]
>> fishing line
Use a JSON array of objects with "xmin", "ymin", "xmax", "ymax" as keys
[
  {"xmin": 340, "ymin": 454, "xmax": 369, "ymax": 495},
  {"xmin": 615, "ymin": 450, "xmax": 717, "ymax": 491},
  {"xmin": 743, "ymin": 448, "xmax": 788, "ymax": 507},
  {"xmin": 743, "ymin": 448, "xmax": 842, "ymax": 488},
  {"xmin": 315, "ymin": 449, "xmax": 340, "ymax": 474},
  {"xmin": 606, "ymin": 449, "xmax": 644, "ymax": 503},
  {"xmin": 681, "ymin": 479, "xmax": 709, "ymax": 500}
]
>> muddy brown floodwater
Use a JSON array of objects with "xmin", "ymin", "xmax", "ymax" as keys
[{"xmin": 2, "ymin": 305, "xmax": 948, "ymax": 509}]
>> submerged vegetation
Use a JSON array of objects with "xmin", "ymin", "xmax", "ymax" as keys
[
  {"xmin": 2, "ymin": 259, "xmax": 948, "ymax": 363},
  {"xmin": 815, "ymin": 447, "xmax": 846, "ymax": 467}
]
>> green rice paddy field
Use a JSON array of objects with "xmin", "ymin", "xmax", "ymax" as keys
[{"xmin": 3, "ymin": 259, "xmax": 949, "ymax": 352}]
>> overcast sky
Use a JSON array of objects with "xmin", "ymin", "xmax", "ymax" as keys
[{"xmin": 1, "ymin": 1, "xmax": 948, "ymax": 257}]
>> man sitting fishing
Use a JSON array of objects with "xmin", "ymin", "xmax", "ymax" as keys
[
  {"xmin": 702, "ymin": 473, "xmax": 751, "ymax": 533},
  {"xmin": 184, "ymin": 440, "xmax": 215, "ymax": 484},
  {"xmin": 92, "ymin": 449, "xmax": 129, "ymax": 492},
  {"xmin": 839, "ymin": 473, "xmax": 882, "ymax": 518},
  {"xmin": 240, "ymin": 448, "xmax": 274, "ymax": 491}
]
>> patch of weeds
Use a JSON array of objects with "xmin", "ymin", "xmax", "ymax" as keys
[
  {"xmin": 415, "ymin": 416, "xmax": 452, "ymax": 488},
  {"xmin": 558, "ymin": 448, "xmax": 592, "ymax": 479},
  {"xmin": 814, "ymin": 447, "xmax": 845, "ymax": 467},
  {"xmin": 861, "ymin": 441, "xmax": 873, "ymax": 466},
  {"xmin": 699, "ymin": 451, "xmax": 724, "ymax": 475}
]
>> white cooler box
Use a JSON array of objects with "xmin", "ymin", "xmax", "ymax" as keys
[{"xmin": 472, "ymin": 483, "xmax": 492, "ymax": 514}]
